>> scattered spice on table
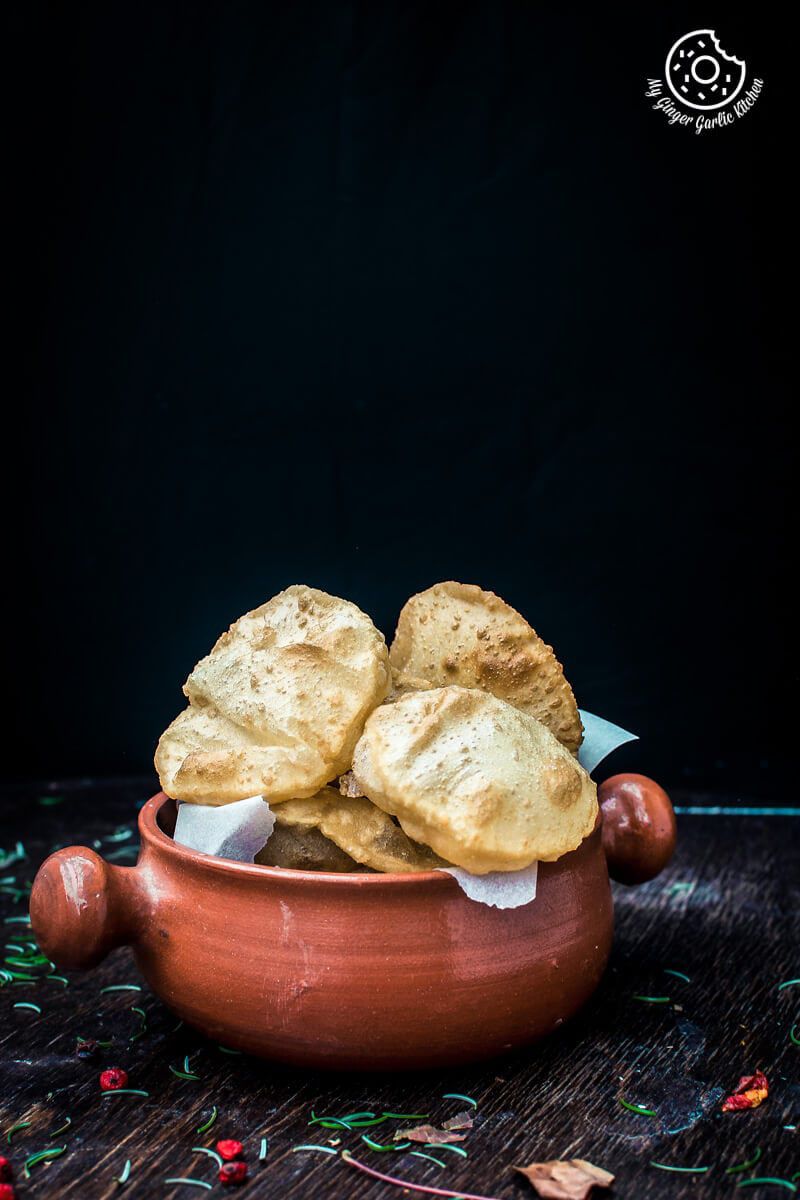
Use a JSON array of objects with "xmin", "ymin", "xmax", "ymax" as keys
[
  {"xmin": 442, "ymin": 1092, "xmax": 477, "ymax": 1107},
  {"xmin": 735, "ymin": 1179, "xmax": 798, "ymax": 1192},
  {"xmin": 216, "ymin": 1140, "xmax": 244, "ymax": 1162},
  {"xmin": 726, "ymin": 1148, "xmax": 763, "ymax": 1174},
  {"xmin": 513, "ymin": 1158, "xmax": 614, "ymax": 1199},
  {"xmin": 99, "ymin": 1067, "xmax": 129, "ymax": 1092},
  {"xmin": 5, "ymin": 1124, "xmax": 30, "ymax": 1145},
  {"xmin": 650, "ymin": 1161, "xmax": 709, "ymax": 1173},
  {"xmin": 23, "ymin": 1146, "xmax": 66, "ymax": 1178},
  {"xmin": 722, "ymin": 1070, "xmax": 769, "ymax": 1112},
  {"xmin": 196, "ymin": 1108, "xmax": 218, "ymax": 1135},
  {"xmin": 443, "ymin": 1111, "xmax": 474, "ymax": 1131},
  {"xmin": 115, "ymin": 1158, "xmax": 132, "ymax": 1185},
  {"xmin": 219, "ymin": 1161, "xmax": 248, "ymax": 1186},
  {"xmin": 341, "ymin": 1150, "xmax": 501, "ymax": 1198},
  {"xmin": 618, "ymin": 1097, "xmax": 657, "ymax": 1117},
  {"xmin": 393, "ymin": 1124, "xmax": 467, "ymax": 1145}
]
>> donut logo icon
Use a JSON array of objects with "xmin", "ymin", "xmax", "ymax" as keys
[{"xmin": 665, "ymin": 29, "xmax": 746, "ymax": 110}]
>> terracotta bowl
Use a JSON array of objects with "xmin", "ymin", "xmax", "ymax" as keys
[{"xmin": 30, "ymin": 778, "xmax": 675, "ymax": 1070}]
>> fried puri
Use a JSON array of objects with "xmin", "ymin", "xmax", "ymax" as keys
[
  {"xmin": 389, "ymin": 582, "xmax": 583, "ymax": 753},
  {"xmin": 273, "ymin": 787, "xmax": 446, "ymax": 873},
  {"xmin": 352, "ymin": 687, "xmax": 597, "ymax": 873},
  {"xmin": 155, "ymin": 586, "xmax": 390, "ymax": 804}
]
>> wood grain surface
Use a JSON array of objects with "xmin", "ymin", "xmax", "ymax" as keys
[{"xmin": 1, "ymin": 780, "xmax": 798, "ymax": 1198}]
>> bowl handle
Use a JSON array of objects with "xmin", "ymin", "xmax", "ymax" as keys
[
  {"xmin": 30, "ymin": 846, "xmax": 144, "ymax": 969},
  {"xmin": 598, "ymin": 773, "xmax": 677, "ymax": 886}
]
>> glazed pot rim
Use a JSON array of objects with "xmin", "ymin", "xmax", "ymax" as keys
[
  {"xmin": 141, "ymin": 792, "xmax": 455, "ymax": 886},
  {"xmin": 140, "ymin": 793, "xmax": 599, "ymax": 888}
]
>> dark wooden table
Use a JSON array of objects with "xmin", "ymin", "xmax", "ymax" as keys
[{"xmin": 1, "ymin": 780, "xmax": 798, "ymax": 1199}]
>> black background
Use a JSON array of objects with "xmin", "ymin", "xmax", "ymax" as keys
[{"xmin": 6, "ymin": 4, "xmax": 792, "ymax": 796}]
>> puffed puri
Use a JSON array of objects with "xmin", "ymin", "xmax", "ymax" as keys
[
  {"xmin": 389, "ymin": 581, "xmax": 584, "ymax": 754},
  {"xmin": 155, "ymin": 585, "xmax": 391, "ymax": 804},
  {"xmin": 351, "ymin": 686, "xmax": 598, "ymax": 873}
]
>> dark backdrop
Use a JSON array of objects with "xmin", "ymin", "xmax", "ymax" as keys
[{"xmin": 6, "ymin": 4, "xmax": 792, "ymax": 795}]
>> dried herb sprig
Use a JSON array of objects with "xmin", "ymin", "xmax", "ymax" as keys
[
  {"xmin": 6, "ymin": 1121, "xmax": 31, "ymax": 1143},
  {"xmin": 726, "ymin": 1149, "xmax": 763, "ymax": 1175},
  {"xmin": 192, "ymin": 1146, "xmax": 223, "ymax": 1169},
  {"xmin": 619, "ymin": 1097, "xmax": 657, "ymax": 1116},
  {"xmin": 341, "ymin": 1150, "xmax": 501, "ymax": 1198},
  {"xmin": 163, "ymin": 1178, "xmax": 212, "ymax": 1190},
  {"xmin": 650, "ymin": 1161, "xmax": 709, "ymax": 1173},
  {"xmin": 411, "ymin": 1151, "xmax": 447, "ymax": 1168},
  {"xmin": 23, "ymin": 1146, "xmax": 66, "ymax": 1178},
  {"xmin": 442, "ymin": 1093, "xmax": 477, "ymax": 1108},
  {"xmin": 129, "ymin": 1006, "xmax": 147, "ymax": 1042},
  {"xmin": 116, "ymin": 1158, "xmax": 132, "ymax": 1185},
  {"xmin": 362, "ymin": 1135, "xmax": 412, "ymax": 1152},
  {"xmin": 736, "ymin": 1180, "xmax": 797, "ymax": 1193},
  {"xmin": 196, "ymin": 1107, "xmax": 218, "ymax": 1135}
]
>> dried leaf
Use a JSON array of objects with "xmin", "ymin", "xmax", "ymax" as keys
[
  {"xmin": 722, "ymin": 1069, "xmax": 769, "ymax": 1112},
  {"xmin": 514, "ymin": 1159, "xmax": 615, "ymax": 1200},
  {"xmin": 443, "ymin": 1110, "xmax": 474, "ymax": 1131},
  {"xmin": 393, "ymin": 1124, "xmax": 467, "ymax": 1145}
]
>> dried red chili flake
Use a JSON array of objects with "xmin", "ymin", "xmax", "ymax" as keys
[
  {"xmin": 76, "ymin": 1038, "xmax": 98, "ymax": 1059},
  {"xmin": 216, "ymin": 1139, "xmax": 245, "ymax": 1162},
  {"xmin": 0, "ymin": 1183, "xmax": 16, "ymax": 1200},
  {"xmin": 219, "ymin": 1161, "xmax": 248, "ymax": 1186},
  {"xmin": 99, "ymin": 1067, "xmax": 129, "ymax": 1091},
  {"xmin": 722, "ymin": 1069, "xmax": 769, "ymax": 1112},
  {"xmin": 0, "ymin": 1157, "xmax": 12, "ymax": 1182}
]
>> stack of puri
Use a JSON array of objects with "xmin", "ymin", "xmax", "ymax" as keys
[{"xmin": 155, "ymin": 582, "xmax": 597, "ymax": 875}]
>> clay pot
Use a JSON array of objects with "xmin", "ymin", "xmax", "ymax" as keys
[{"xmin": 30, "ymin": 783, "xmax": 675, "ymax": 1070}]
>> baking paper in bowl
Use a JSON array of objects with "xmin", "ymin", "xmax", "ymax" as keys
[{"xmin": 173, "ymin": 795, "xmax": 275, "ymax": 863}]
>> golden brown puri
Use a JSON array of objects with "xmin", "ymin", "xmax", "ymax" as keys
[
  {"xmin": 155, "ymin": 585, "xmax": 391, "ymax": 804},
  {"xmin": 274, "ymin": 787, "xmax": 447, "ymax": 873},
  {"xmin": 389, "ymin": 581, "xmax": 583, "ymax": 754},
  {"xmin": 154, "ymin": 704, "xmax": 329, "ymax": 805},
  {"xmin": 352, "ymin": 687, "xmax": 597, "ymax": 874},
  {"xmin": 255, "ymin": 821, "xmax": 359, "ymax": 872}
]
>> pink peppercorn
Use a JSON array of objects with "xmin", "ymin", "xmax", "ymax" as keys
[
  {"xmin": 0, "ymin": 1158, "xmax": 12, "ymax": 1183},
  {"xmin": 216, "ymin": 1139, "xmax": 245, "ymax": 1162},
  {"xmin": 219, "ymin": 1160, "xmax": 248, "ymax": 1186},
  {"xmin": 0, "ymin": 1182, "xmax": 16, "ymax": 1200},
  {"xmin": 99, "ymin": 1067, "xmax": 129, "ymax": 1091}
]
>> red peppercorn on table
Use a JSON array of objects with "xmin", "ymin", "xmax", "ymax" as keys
[{"xmin": 1, "ymin": 778, "xmax": 798, "ymax": 1198}]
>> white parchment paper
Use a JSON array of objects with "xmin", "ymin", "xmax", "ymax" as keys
[{"xmin": 174, "ymin": 795, "xmax": 275, "ymax": 863}]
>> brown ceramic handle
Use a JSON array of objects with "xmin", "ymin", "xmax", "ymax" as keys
[
  {"xmin": 599, "ymin": 773, "xmax": 677, "ymax": 886},
  {"xmin": 30, "ymin": 846, "xmax": 142, "ymax": 969}
]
